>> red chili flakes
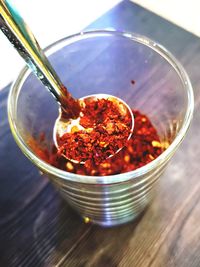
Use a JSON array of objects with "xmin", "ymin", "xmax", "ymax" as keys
[
  {"xmin": 29, "ymin": 109, "xmax": 164, "ymax": 176},
  {"xmin": 56, "ymin": 98, "xmax": 132, "ymax": 165}
]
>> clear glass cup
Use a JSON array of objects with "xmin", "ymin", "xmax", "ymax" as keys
[{"xmin": 8, "ymin": 30, "xmax": 194, "ymax": 226}]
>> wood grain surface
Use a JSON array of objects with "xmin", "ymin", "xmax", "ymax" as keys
[{"xmin": 1, "ymin": 1, "xmax": 200, "ymax": 266}]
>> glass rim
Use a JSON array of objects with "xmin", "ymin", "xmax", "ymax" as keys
[{"xmin": 7, "ymin": 30, "xmax": 194, "ymax": 184}]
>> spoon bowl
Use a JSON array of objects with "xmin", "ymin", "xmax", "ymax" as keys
[{"xmin": 53, "ymin": 93, "xmax": 134, "ymax": 164}]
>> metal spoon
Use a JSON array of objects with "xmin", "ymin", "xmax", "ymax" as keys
[{"xmin": 0, "ymin": 0, "xmax": 134, "ymax": 163}]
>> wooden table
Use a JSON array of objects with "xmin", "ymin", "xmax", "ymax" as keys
[{"xmin": 1, "ymin": 1, "xmax": 200, "ymax": 266}]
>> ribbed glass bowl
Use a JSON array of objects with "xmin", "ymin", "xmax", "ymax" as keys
[{"xmin": 8, "ymin": 30, "xmax": 194, "ymax": 226}]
